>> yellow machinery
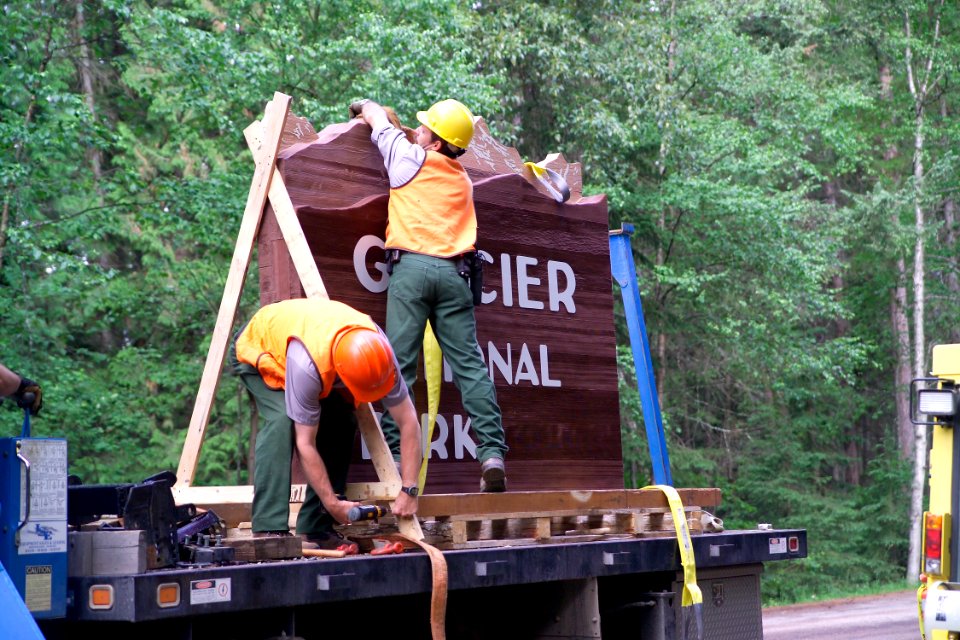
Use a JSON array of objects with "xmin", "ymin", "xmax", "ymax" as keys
[{"xmin": 914, "ymin": 345, "xmax": 960, "ymax": 639}]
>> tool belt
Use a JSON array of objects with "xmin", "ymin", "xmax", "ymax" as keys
[{"xmin": 385, "ymin": 249, "xmax": 484, "ymax": 306}]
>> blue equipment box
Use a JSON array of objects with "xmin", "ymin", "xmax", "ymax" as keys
[{"xmin": 0, "ymin": 437, "xmax": 68, "ymax": 618}]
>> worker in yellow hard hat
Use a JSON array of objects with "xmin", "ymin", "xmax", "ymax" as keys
[
  {"xmin": 230, "ymin": 297, "xmax": 422, "ymax": 549},
  {"xmin": 350, "ymin": 98, "xmax": 508, "ymax": 492}
]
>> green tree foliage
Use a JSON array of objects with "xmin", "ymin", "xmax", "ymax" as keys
[{"xmin": 2, "ymin": 0, "xmax": 957, "ymax": 603}]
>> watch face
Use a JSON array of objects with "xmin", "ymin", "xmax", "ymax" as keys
[{"xmin": 404, "ymin": 486, "xmax": 419, "ymax": 497}]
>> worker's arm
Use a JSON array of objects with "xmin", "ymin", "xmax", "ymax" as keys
[
  {"xmin": 352, "ymin": 100, "xmax": 392, "ymax": 132},
  {"xmin": 293, "ymin": 423, "xmax": 359, "ymax": 525},
  {"xmin": 0, "ymin": 363, "xmax": 42, "ymax": 415},
  {"xmin": 385, "ymin": 396, "xmax": 422, "ymax": 518},
  {"xmin": 350, "ymin": 100, "xmax": 424, "ymax": 188},
  {"xmin": 0, "ymin": 363, "xmax": 20, "ymax": 396}
]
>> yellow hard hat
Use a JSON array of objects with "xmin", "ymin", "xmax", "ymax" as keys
[
  {"xmin": 333, "ymin": 328, "xmax": 397, "ymax": 403},
  {"xmin": 417, "ymin": 99, "xmax": 475, "ymax": 150}
]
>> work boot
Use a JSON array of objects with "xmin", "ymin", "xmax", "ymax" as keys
[{"xmin": 480, "ymin": 457, "xmax": 507, "ymax": 493}]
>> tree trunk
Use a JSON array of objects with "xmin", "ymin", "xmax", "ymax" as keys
[
  {"xmin": 653, "ymin": 0, "xmax": 677, "ymax": 404},
  {"xmin": 903, "ymin": 1, "xmax": 944, "ymax": 581},
  {"xmin": 891, "ymin": 276, "xmax": 913, "ymax": 457},
  {"xmin": 74, "ymin": 0, "xmax": 104, "ymax": 196},
  {"xmin": 878, "ymin": 60, "xmax": 914, "ymax": 461},
  {"xmin": 939, "ymin": 96, "xmax": 960, "ymax": 343}
]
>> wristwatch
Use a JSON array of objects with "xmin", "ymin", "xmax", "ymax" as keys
[{"xmin": 400, "ymin": 485, "xmax": 419, "ymax": 498}]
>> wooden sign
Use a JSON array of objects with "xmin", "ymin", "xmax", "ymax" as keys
[{"xmin": 258, "ymin": 114, "xmax": 623, "ymax": 493}]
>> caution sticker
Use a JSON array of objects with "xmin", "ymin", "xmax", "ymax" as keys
[
  {"xmin": 24, "ymin": 565, "xmax": 52, "ymax": 612},
  {"xmin": 190, "ymin": 578, "xmax": 231, "ymax": 605},
  {"xmin": 768, "ymin": 537, "xmax": 787, "ymax": 554}
]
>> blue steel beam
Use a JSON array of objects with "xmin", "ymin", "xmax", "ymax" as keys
[{"xmin": 609, "ymin": 224, "xmax": 672, "ymax": 486}]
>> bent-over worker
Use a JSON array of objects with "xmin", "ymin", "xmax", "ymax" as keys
[{"xmin": 230, "ymin": 298, "xmax": 421, "ymax": 549}]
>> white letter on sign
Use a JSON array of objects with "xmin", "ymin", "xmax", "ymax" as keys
[
  {"xmin": 548, "ymin": 260, "xmax": 576, "ymax": 313},
  {"xmin": 354, "ymin": 235, "xmax": 389, "ymax": 293},
  {"xmin": 454, "ymin": 415, "xmax": 477, "ymax": 460},
  {"xmin": 516, "ymin": 256, "xmax": 544, "ymax": 310}
]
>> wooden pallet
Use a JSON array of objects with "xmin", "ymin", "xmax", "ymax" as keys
[
  {"xmin": 343, "ymin": 488, "xmax": 719, "ymax": 551},
  {"xmin": 221, "ymin": 529, "xmax": 302, "ymax": 561}
]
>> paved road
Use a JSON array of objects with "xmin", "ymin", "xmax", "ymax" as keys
[{"xmin": 762, "ymin": 590, "xmax": 919, "ymax": 640}]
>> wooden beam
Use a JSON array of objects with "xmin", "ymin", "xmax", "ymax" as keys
[
  {"xmin": 173, "ymin": 485, "xmax": 720, "ymax": 533},
  {"xmin": 415, "ymin": 488, "xmax": 721, "ymax": 519},
  {"xmin": 356, "ymin": 404, "xmax": 424, "ymax": 540},
  {"xmin": 243, "ymin": 121, "xmax": 328, "ymax": 300},
  {"xmin": 176, "ymin": 92, "xmax": 291, "ymax": 487}
]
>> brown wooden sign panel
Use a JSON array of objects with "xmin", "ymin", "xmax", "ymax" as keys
[{"xmin": 258, "ymin": 116, "xmax": 623, "ymax": 494}]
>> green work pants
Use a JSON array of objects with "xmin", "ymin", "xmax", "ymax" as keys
[
  {"xmin": 380, "ymin": 252, "xmax": 507, "ymax": 463},
  {"xmin": 229, "ymin": 341, "xmax": 357, "ymax": 535}
]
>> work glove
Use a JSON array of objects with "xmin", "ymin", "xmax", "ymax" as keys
[
  {"xmin": 349, "ymin": 99, "xmax": 370, "ymax": 119},
  {"xmin": 14, "ymin": 377, "xmax": 42, "ymax": 416}
]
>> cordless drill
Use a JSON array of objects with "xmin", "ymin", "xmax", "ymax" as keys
[{"xmin": 347, "ymin": 504, "xmax": 389, "ymax": 522}]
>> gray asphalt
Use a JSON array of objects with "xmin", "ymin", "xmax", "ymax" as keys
[{"xmin": 762, "ymin": 589, "xmax": 919, "ymax": 640}]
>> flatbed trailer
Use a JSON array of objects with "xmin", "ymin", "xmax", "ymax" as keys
[{"xmin": 40, "ymin": 527, "xmax": 805, "ymax": 639}]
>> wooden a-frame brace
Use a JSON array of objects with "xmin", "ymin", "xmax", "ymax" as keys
[{"xmin": 172, "ymin": 92, "xmax": 423, "ymax": 540}]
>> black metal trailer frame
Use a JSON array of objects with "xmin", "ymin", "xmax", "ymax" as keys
[{"xmin": 40, "ymin": 528, "xmax": 805, "ymax": 640}]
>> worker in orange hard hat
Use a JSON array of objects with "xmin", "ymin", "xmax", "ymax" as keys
[
  {"xmin": 230, "ymin": 297, "xmax": 422, "ymax": 549},
  {"xmin": 350, "ymin": 97, "xmax": 508, "ymax": 492}
]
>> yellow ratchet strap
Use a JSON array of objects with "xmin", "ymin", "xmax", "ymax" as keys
[
  {"xmin": 418, "ymin": 320, "xmax": 442, "ymax": 492},
  {"xmin": 524, "ymin": 161, "xmax": 571, "ymax": 203},
  {"xmin": 644, "ymin": 484, "xmax": 703, "ymax": 640},
  {"xmin": 917, "ymin": 582, "xmax": 927, "ymax": 640}
]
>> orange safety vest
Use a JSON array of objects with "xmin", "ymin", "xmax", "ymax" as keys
[
  {"xmin": 385, "ymin": 150, "xmax": 477, "ymax": 257},
  {"xmin": 235, "ymin": 298, "xmax": 378, "ymax": 393}
]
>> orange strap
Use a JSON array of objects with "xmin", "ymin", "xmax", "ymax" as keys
[{"xmin": 388, "ymin": 533, "xmax": 448, "ymax": 640}]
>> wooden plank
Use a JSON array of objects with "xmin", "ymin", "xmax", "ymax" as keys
[
  {"xmin": 353, "ymin": 404, "xmax": 423, "ymax": 540},
  {"xmin": 174, "ymin": 481, "xmax": 400, "ymax": 529},
  {"xmin": 451, "ymin": 521, "xmax": 468, "ymax": 545},
  {"xmin": 625, "ymin": 488, "xmax": 720, "ymax": 509},
  {"xmin": 535, "ymin": 517, "xmax": 551, "ymax": 541},
  {"xmin": 176, "ymin": 92, "xmax": 291, "ymax": 487},
  {"xmin": 244, "ymin": 119, "xmax": 328, "ymax": 301},
  {"xmin": 222, "ymin": 530, "xmax": 302, "ymax": 561},
  {"xmin": 415, "ymin": 488, "xmax": 720, "ymax": 518},
  {"xmin": 173, "ymin": 486, "xmax": 719, "ymax": 532}
]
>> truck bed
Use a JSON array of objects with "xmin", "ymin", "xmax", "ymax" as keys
[{"xmin": 41, "ymin": 527, "xmax": 805, "ymax": 639}]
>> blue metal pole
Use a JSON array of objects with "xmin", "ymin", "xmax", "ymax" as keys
[{"xmin": 609, "ymin": 224, "xmax": 672, "ymax": 486}]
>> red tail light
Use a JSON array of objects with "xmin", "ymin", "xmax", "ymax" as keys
[
  {"xmin": 925, "ymin": 513, "xmax": 945, "ymax": 576},
  {"xmin": 926, "ymin": 513, "xmax": 943, "ymax": 559}
]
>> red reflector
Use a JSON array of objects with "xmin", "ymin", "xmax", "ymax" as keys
[{"xmin": 788, "ymin": 536, "xmax": 799, "ymax": 552}]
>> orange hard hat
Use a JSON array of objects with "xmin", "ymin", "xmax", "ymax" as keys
[{"xmin": 333, "ymin": 328, "xmax": 397, "ymax": 403}]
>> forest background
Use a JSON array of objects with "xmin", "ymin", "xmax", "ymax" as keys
[{"xmin": 3, "ymin": 0, "xmax": 958, "ymax": 604}]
